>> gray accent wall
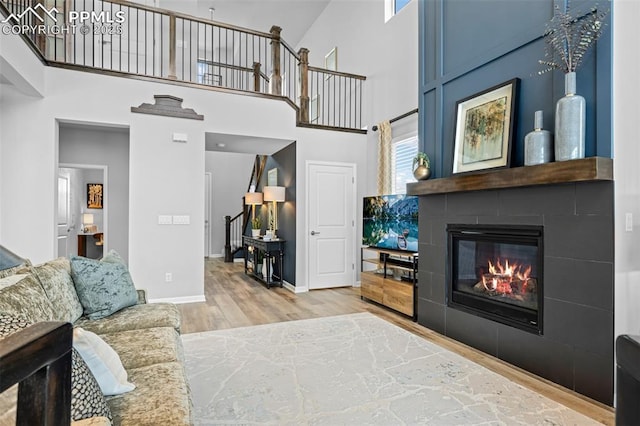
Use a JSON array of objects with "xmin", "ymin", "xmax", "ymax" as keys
[
  {"xmin": 419, "ymin": 0, "xmax": 612, "ymax": 178},
  {"xmin": 257, "ymin": 143, "xmax": 296, "ymax": 285}
]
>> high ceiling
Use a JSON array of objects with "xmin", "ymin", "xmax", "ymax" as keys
[{"xmin": 158, "ymin": 0, "xmax": 331, "ymax": 47}]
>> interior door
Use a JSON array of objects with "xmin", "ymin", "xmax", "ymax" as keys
[
  {"xmin": 57, "ymin": 174, "xmax": 71, "ymax": 257},
  {"xmin": 308, "ymin": 162, "xmax": 356, "ymax": 289}
]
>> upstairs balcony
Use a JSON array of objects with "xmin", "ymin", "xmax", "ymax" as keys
[{"xmin": 0, "ymin": 0, "xmax": 366, "ymax": 132}]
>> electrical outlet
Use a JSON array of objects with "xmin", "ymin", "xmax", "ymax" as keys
[{"xmin": 165, "ymin": 272, "xmax": 172, "ymax": 282}]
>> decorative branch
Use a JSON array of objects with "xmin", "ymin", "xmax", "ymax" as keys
[{"xmin": 538, "ymin": 1, "xmax": 608, "ymax": 75}]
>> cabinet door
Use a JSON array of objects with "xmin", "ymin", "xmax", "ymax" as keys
[
  {"xmin": 361, "ymin": 272, "xmax": 384, "ymax": 303},
  {"xmin": 383, "ymin": 280, "xmax": 414, "ymax": 316}
]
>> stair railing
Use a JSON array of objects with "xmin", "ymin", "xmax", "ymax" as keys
[
  {"xmin": 0, "ymin": 0, "xmax": 366, "ymax": 133},
  {"xmin": 224, "ymin": 155, "xmax": 267, "ymax": 262}
]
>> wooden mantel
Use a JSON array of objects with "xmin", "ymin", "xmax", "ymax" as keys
[{"xmin": 406, "ymin": 157, "xmax": 613, "ymax": 196}]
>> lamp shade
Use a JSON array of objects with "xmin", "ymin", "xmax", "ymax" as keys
[
  {"xmin": 263, "ymin": 186, "xmax": 285, "ymax": 202},
  {"xmin": 245, "ymin": 192, "xmax": 263, "ymax": 205},
  {"xmin": 83, "ymin": 214, "xmax": 94, "ymax": 224}
]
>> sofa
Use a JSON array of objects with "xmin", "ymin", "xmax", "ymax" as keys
[{"xmin": 0, "ymin": 252, "xmax": 192, "ymax": 425}]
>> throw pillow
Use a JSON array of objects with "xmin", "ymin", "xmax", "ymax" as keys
[
  {"xmin": 0, "ymin": 313, "xmax": 112, "ymax": 422},
  {"xmin": 0, "ymin": 274, "xmax": 56, "ymax": 323},
  {"xmin": 31, "ymin": 257, "xmax": 84, "ymax": 323},
  {"xmin": 73, "ymin": 327, "xmax": 135, "ymax": 396},
  {"xmin": 70, "ymin": 255, "xmax": 137, "ymax": 320}
]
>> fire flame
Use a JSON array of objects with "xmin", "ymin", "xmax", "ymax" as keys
[{"xmin": 482, "ymin": 259, "xmax": 532, "ymax": 295}]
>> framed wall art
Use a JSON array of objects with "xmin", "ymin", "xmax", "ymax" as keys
[
  {"xmin": 87, "ymin": 183, "xmax": 103, "ymax": 209},
  {"xmin": 452, "ymin": 78, "xmax": 519, "ymax": 174}
]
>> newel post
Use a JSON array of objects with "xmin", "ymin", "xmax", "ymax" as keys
[
  {"xmin": 224, "ymin": 215, "xmax": 232, "ymax": 262},
  {"xmin": 168, "ymin": 14, "xmax": 177, "ymax": 79},
  {"xmin": 253, "ymin": 62, "xmax": 262, "ymax": 92},
  {"xmin": 270, "ymin": 25, "xmax": 282, "ymax": 95},
  {"xmin": 298, "ymin": 48, "xmax": 310, "ymax": 123}
]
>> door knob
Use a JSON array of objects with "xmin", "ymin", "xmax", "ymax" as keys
[{"xmin": 311, "ymin": 231, "xmax": 320, "ymax": 236}]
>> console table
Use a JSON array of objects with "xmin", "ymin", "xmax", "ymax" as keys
[{"xmin": 242, "ymin": 236, "xmax": 285, "ymax": 288}]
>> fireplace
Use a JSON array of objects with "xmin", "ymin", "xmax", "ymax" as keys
[{"xmin": 447, "ymin": 224, "xmax": 543, "ymax": 334}]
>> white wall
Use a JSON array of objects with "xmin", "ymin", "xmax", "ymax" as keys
[
  {"xmin": 297, "ymin": 0, "xmax": 418, "ymax": 196},
  {"xmin": 294, "ymin": 127, "xmax": 367, "ymax": 290},
  {"xmin": 613, "ymin": 0, "xmax": 640, "ymax": 339},
  {"xmin": 59, "ymin": 126, "xmax": 129, "ymax": 262},
  {"xmin": 204, "ymin": 151, "xmax": 255, "ymax": 256},
  {"xmin": 0, "ymin": 27, "xmax": 297, "ymax": 302}
]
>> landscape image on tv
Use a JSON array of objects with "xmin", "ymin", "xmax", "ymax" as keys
[{"xmin": 363, "ymin": 194, "xmax": 418, "ymax": 252}]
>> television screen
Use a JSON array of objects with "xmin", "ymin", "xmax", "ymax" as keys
[{"xmin": 363, "ymin": 194, "xmax": 419, "ymax": 252}]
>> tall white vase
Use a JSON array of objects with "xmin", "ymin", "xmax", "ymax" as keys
[{"xmin": 555, "ymin": 72, "xmax": 586, "ymax": 161}]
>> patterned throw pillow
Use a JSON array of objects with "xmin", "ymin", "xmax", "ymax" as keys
[
  {"xmin": 70, "ymin": 254, "xmax": 137, "ymax": 320},
  {"xmin": 0, "ymin": 313, "xmax": 112, "ymax": 422}
]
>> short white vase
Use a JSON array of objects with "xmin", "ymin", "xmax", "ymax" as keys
[{"xmin": 555, "ymin": 72, "xmax": 586, "ymax": 161}]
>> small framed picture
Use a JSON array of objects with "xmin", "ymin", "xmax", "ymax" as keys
[
  {"xmin": 324, "ymin": 47, "xmax": 337, "ymax": 72},
  {"xmin": 452, "ymin": 78, "xmax": 519, "ymax": 174},
  {"xmin": 87, "ymin": 183, "xmax": 103, "ymax": 209},
  {"xmin": 267, "ymin": 168, "xmax": 278, "ymax": 186}
]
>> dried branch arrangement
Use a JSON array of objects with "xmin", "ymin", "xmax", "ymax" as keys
[{"xmin": 538, "ymin": 2, "xmax": 608, "ymax": 74}]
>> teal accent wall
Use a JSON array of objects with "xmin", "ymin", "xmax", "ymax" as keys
[{"xmin": 419, "ymin": 0, "xmax": 611, "ymax": 178}]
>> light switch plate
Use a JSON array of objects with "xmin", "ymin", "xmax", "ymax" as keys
[
  {"xmin": 173, "ymin": 215, "xmax": 190, "ymax": 225},
  {"xmin": 158, "ymin": 215, "xmax": 172, "ymax": 225},
  {"xmin": 626, "ymin": 213, "xmax": 633, "ymax": 232}
]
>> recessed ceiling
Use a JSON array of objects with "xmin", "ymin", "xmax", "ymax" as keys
[{"xmin": 205, "ymin": 132, "xmax": 294, "ymax": 155}]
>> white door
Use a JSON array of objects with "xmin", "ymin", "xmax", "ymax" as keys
[
  {"xmin": 308, "ymin": 162, "xmax": 356, "ymax": 289},
  {"xmin": 204, "ymin": 172, "xmax": 212, "ymax": 257},
  {"xmin": 57, "ymin": 174, "xmax": 71, "ymax": 257}
]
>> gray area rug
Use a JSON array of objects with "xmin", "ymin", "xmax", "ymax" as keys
[{"xmin": 182, "ymin": 313, "xmax": 597, "ymax": 425}]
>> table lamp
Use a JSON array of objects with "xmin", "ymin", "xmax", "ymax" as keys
[
  {"xmin": 82, "ymin": 214, "xmax": 95, "ymax": 233},
  {"xmin": 245, "ymin": 191, "xmax": 263, "ymax": 221},
  {"xmin": 263, "ymin": 186, "xmax": 285, "ymax": 238}
]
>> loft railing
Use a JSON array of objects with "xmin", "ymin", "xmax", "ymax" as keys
[{"xmin": 0, "ymin": 0, "xmax": 366, "ymax": 132}]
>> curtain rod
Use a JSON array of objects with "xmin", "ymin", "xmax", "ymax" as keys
[{"xmin": 371, "ymin": 108, "xmax": 419, "ymax": 132}]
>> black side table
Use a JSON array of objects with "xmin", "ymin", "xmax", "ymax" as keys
[{"xmin": 242, "ymin": 236, "xmax": 285, "ymax": 288}]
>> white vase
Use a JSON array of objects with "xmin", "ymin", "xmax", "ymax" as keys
[
  {"xmin": 251, "ymin": 229, "xmax": 260, "ymax": 237},
  {"xmin": 555, "ymin": 72, "xmax": 586, "ymax": 161},
  {"xmin": 524, "ymin": 110, "xmax": 554, "ymax": 165}
]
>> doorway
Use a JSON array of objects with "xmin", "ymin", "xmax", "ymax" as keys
[
  {"xmin": 306, "ymin": 161, "xmax": 357, "ymax": 289},
  {"xmin": 57, "ymin": 165, "xmax": 108, "ymax": 259}
]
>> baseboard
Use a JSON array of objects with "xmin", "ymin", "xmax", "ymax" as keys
[
  {"xmin": 208, "ymin": 254, "xmax": 223, "ymax": 258},
  {"xmin": 233, "ymin": 258, "xmax": 244, "ymax": 263},
  {"xmin": 283, "ymin": 281, "xmax": 308, "ymax": 293},
  {"xmin": 354, "ymin": 280, "xmax": 361, "ymax": 288},
  {"xmin": 149, "ymin": 295, "xmax": 206, "ymax": 304}
]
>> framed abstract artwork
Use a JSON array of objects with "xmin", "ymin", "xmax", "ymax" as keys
[
  {"xmin": 87, "ymin": 183, "xmax": 103, "ymax": 209},
  {"xmin": 452, "ymin": 78, "xmax": 519, "ymax": 174}
]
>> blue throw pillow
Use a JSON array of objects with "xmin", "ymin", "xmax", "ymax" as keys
[{"xmin": 70, "ymin": 254, "xmax": 137, "ymax": 320}]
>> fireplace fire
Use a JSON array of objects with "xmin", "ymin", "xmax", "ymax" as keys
[{"xmin": 447, "ymin": 225, "xmax": 543, "ymax": 334}]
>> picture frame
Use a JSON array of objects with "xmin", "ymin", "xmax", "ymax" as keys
[
  {"xmin": 452, "ymin": 78, "xmax": 519, "ymax": 174},
  {"xmin": 87, "ymin": 183, "xmax": 103, "ymax": 209},
  {"xmin": 267, "ymin": 168, "xmax": 278, "ymax": 186}
]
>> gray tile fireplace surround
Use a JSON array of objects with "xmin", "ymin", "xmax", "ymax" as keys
[{"xmin": 416, "ymin": 180, "xmax": 614, "ymax": 405}]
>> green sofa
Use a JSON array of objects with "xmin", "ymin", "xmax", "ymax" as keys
[{"xmin": 0, "ymin": 256, "xmax": 192, "ymax": 425}]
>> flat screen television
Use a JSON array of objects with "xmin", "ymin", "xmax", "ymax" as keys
[{"xmin": 363, "ymin": 194, "xmax": 419, "ymax": 253}]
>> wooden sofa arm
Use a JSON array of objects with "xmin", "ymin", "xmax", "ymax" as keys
[{"xmin": 0, "ymin": 322, "xmax": 73, "ymax": 426}]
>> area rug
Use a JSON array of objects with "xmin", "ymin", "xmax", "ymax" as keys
[{"xmin": 182, "ymin": 313, "xmax": 598, "ymax": 425}]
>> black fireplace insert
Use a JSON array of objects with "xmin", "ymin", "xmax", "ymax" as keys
[{"xmin": 447, "ymin": 224, "xmax": 543, "ymax": 334}]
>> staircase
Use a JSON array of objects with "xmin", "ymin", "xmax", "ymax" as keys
[
  {"xmin": 224, "ymin": 155, "xmax": 267, "ymax": 262},
  {"xmin": 0, "ymin": 0, "xmax": 366, "ymax": 132}
]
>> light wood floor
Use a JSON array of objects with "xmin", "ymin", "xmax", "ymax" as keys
[{"xmin": 177, "ymin": 258, "xmax": 614, "ymax": 425}]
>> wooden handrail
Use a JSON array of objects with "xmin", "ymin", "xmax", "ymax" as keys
[
  {"xmin": 307, "ymin": 66, "xmax": 367, "ymax": 81},
  {"xmin": 0, "ymin": 322, "xmax": 73, "ymax": 426}
]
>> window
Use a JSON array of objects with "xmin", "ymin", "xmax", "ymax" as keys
[
  {"xmin": 392, "ymin": 135, "xmax": 418, "ymax": 194},
  {"xmin": 394, "ymin": 0, "xmax": 411, "ymax": 14},
  {"xmin": 385, "ymin": 0, "xmax": 412, "ymax": 22}
]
